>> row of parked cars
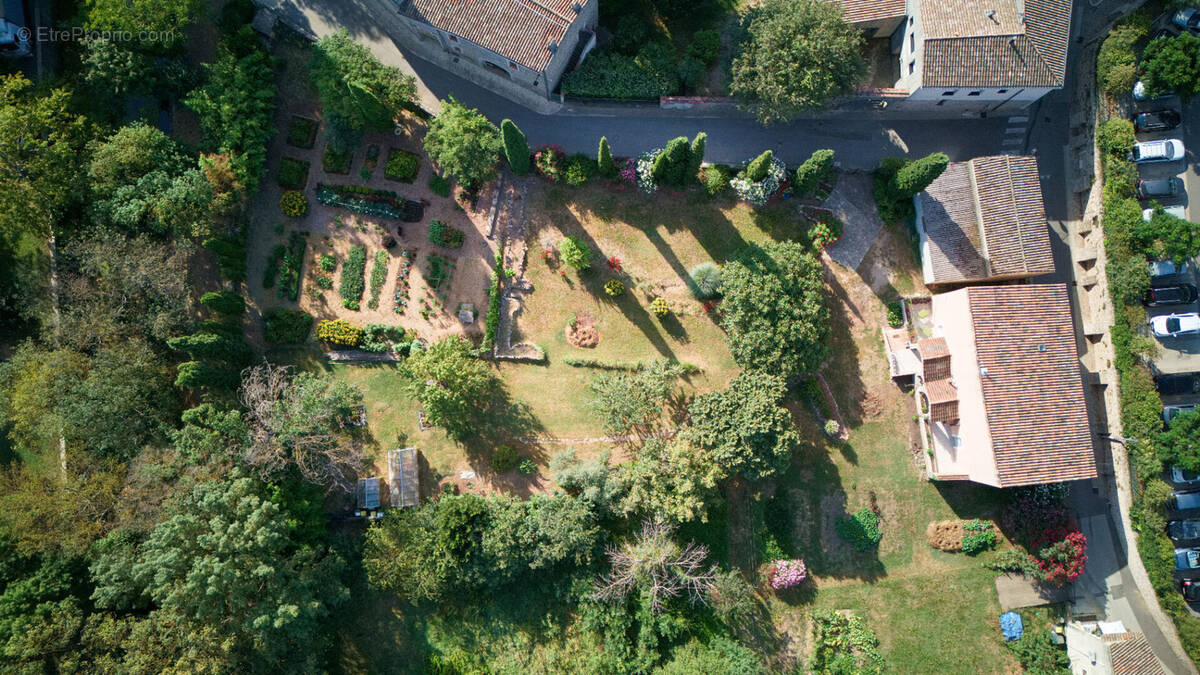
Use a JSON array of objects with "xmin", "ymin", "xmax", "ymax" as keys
[{"xmin": 1166, "ymin": 473, "xmax": 1200, "ymax": 602}]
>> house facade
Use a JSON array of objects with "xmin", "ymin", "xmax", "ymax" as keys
[
  {"xmin": 914, "ymin": 154, "xmax": 1055, "ymax": 288},
  {"xmin": 885, "ymin": 284, "xmax": 1098, "ymax": 488},
  {"xmin": 392, "ymin": 0, "xmax": 598, "ymax": 99},
  {"xmin": 840, "ymin": 0, "xmax": 1072, "ymax": 112}
]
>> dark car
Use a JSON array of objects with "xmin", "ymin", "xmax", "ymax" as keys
[
  {"xmin": 1146, "ymin": 284, "xmax": 1199, "ymax": 307},
  {"xmin": 1184, "ymin": 579, "xmax": 1200, "ymax": 602},
  {"xmin": 1157, "ymin": 373, "xmax": 1200, "ymax": 396},
  {"xmin": 1169, "ymin": 519, "xmax": 1200, "ymax": 541},
  {"xmin": 1138, "ymin": 177, "xmax": 1181, "ymax": 199},
  {"xmin": 1134, "ymin": 109, "xmax": 1183, "ymax": 133},
  {"xmin": 1177, "ymin": 547, "xmax": 1200, "ymax": 570},
  {"xmin": 1171, "ymin": 491, "xmax": 1200, "ymax": 511}
]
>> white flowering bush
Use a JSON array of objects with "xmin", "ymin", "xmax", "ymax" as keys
[
  {"xmin": 635, "ymin": 149, "xmax": 660, "ymax": 194},
  {"xmin": 730, "ymin": 157, "xmax": 787, "ymax": 206}
]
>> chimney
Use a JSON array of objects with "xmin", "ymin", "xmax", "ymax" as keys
[
  {"xmin": 547, "ymin": 41, "xmax": 558, "ymax": 53},
  {"xmin": 980, "ymin": 366, "xmax": 989, "ymax": 377}
]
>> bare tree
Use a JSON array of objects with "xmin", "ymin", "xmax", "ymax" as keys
[
  {"xmin": 239, "ymin": 363, "xmax": 368, "ymax": 492},
  {"xmin": 593, "ymin": 517, "xmax": 717, "ymax": 614}
]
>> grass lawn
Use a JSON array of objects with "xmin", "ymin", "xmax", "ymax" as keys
[{"xmin": 315, "ymin": 178, "xmax": 1029, "ymax": 671}]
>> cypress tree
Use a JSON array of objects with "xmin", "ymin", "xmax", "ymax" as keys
[
  {"xmin": 500, "ymin": 119, "xmax": 530, "ymax": 176},
  {"xmin": 688, "ymin": 132, "xmax": 707, "ymax": 183},
  {"xmin": 598, "ymin": 136, "xmax": 614, "ymax": 176},
  {"xmin": 891, "ymin": 152, "xmax": 948, "ymax": 198},
  {"xmin": 793, "ymin": 148, "xmax": 834, "ymax": 197},
  {"xmin": 745, "ymin": 149, "xmax": 773, "ymax": 183},
  {"xmin": 659, "ymin": 136, "xmax": 691, "ymax": 187}
]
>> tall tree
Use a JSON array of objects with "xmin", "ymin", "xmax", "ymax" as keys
[
  {"xmin": 401, "ymin": 337, "xmax": 501, "ymax": 438},
  {"xmin": 588, "ymin": 360, "xmax": 684, "ymax": 434},
  {"xmin": 310, "ymin": 30, "xmax": 417, "ymax": 140},
  {"xmin": 423, "ymin": 98, "xmax": 502, "ymax": 189},
  {"xmin": 686, "ymin": 370, "xmax": 799, "ymax": 481},
  {"xmin": 793, "ymin": 148, "xmax": 835, "ymax": 197},
  {"xmin": 890, "ymin": 152, "xmax": 949, "ymax": 198},
  {"xmin": 84, "ymin": 0, "xmax": 205, "ymax": 34},
  {"xmin": 500, "ymin": 119, "xmax": 531, "ymax": 175},
  {"xmin": 719, "ymin": 241, "xmax": 830, "ymax": 380},
  {"xmin": 688, "ymin": 132, "xmax": 707, "ymax": 182},
  {"xmin": 731, "ymin": 0, "xmax": 865, "ymax": 124},
  {"xmin": 1141, "ymin": 32, "xmax": 1200, "ymax": 99},
  {"xmin": 598, "ymin": 136, "xmax": 615, "ymax": 176}
]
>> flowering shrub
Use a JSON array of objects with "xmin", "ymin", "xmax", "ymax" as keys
[
  {"xmin": 809, "ymin": 212, "xmax": 843, "ymax": 248},
  {"xmin": 280, "ymin": 190, "xmax": 308, "ymax": 217},
  {"xmin": 730, "ymin": 157, "xmax": 787, "ymax": 206},
  {"xmin": 1033, "ymin": 527, "xmax": 1087, "ymax": 586},
  {"xmin": 649, "ymin": 297, "xmax": 669, "ymax": 317},
  {"xmin": 607, "ymin": 256, "xmax": 622, "ymax": 271},
  {"xmin": 604, "ymin": 279, "xmax": 625, "ymax": 297},
  {"xmin": 534, "ymin": 145, "xmax": 566, "ymax": 182},
  {"xmin": 617, "ymin": 157, "xmax": 637, "ymax": 186},
  {"xmin": 766, "ymin": 559, "xmax": 807, "ymax": 589},
  {"xmin": 315, "ymin": 319, "xmax": 362, "ymax": 347},
  {"xmin": 635, "ymin": 149, "xmax": 661, "ymax": 194},
  {"xmin": 824, "ymin": 420, "xmax": 840, "ymax": 436}
]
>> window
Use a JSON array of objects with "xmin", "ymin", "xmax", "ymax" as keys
[
  {"xmin": 968, "ymin": 90, "xmax": 981, "ymax": 96},
  {"xmin": 908, "ymin": 61, "xmax": 915, "ymax": 75},
  {"xmin": 910, "ymin": 33, "xmax": 915, "ymax": 51},
  {"xmin": 997, "ymin": 89, "xmax": 1008, "ymax": 94},
  {"xmin": 448, "ymin": 34, "xmax": 457, "ymax": 42},
  {"xmin": 951, "ymin": 435, "xmax": 962, "ymax": 448},
  {"xmin": 942, "ymin": 91, "xmax": 955, "ymax": 96}
]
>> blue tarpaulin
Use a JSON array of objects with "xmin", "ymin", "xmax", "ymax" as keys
[{"xmin": 1000, "ymin": 612, "xmax": 1024, "ymax": 641}]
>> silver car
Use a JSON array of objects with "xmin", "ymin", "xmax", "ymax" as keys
[{"xmin": 1131, "ymin": 139, "xmax": 1186, "ymax": 163}]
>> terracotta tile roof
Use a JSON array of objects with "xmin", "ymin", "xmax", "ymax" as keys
[
  {"xmin": 918, "ymin": 337, "xmax": 950, "ymax": 359},
  {"xmin": 919, "ymin": 155, "xmax": 1054, "ymax": 284},
  {"xmin": 839, "ymin": 0, "xmax": 906, "ymax": 24},
  {"xmin": 404, "ymin": 0, "xmax": 588, "ymax": 71},
  {"xmin": 967, "ymin": 284, "xmax": 1096, "ymax": 487},
  {"xmin": 924, "ymin": 355, "xmax": 952, "ymax": 381},
  {"xmin": 1104, "ymin": 632, "xmax": 1165, "ymax": 675},
  {"xmin": 925, "ymin": 378, "xmax": 957, "ymax": 404},
  {"xmin": 918, "ymin": 0, "xmax": 1071, "ymax": 88}
]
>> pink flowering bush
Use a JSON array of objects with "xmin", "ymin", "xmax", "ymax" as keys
[
  {"xmin": 534, "ymin": 145, "xmax": 566, "ymax": 182},
  {"xmin": 1033, "ymin": 528, "xmax": 1087, "ymax": 586},
  {"xmin": 617, "ymin": 157, "xmax": 637, "ymax": 186},
  {"xmin": 766, "ymin": 559, "xmax": 807, "ymax": 589}
]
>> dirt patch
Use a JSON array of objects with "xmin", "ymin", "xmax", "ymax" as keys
[
  {"xmin": 927, "ymin": 520, "xmax": 965, "ymax": 552},
  {"xmin": 565, "ymin": 311, "xmax": 600, "ymax": 348},
  {"xmin": 859, "ymin": 391, "xmax": 885, "ymax": 420},
  {"xmin": 818, "ymin": 493, "xmax": 856, "ymax": 567}
]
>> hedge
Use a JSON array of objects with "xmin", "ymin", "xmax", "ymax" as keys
[
  {"xmin": 483, "ymin": 251, "xmax": 504, "ymax": 351},
  {"xmin": 368, "ymin": 249, "xmax": 389, "ymax": 310},
  {"xmin": 264, "ymin": 308, "xmax": 313, "ymax": 344}
]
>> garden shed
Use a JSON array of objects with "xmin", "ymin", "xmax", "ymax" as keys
[{"xmin": 387, "ymin": 448, "xmax": 420, "ymax": 508}]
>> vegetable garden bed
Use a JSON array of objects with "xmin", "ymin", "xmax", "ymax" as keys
[{"xmin": 316, "ymin": 183, "xmax": 424, "ymax": 222}]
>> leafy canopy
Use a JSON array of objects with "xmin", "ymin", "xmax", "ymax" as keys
[
  {"xmin": 401, "ymin": 337, "xmax": 500, "ymax": 439},
  {"xmin": 310, "ymin": 30, "xmax": 417, "ymax": 136},
  {"xmin": 686, "ymin": 370, "xmax": 800, "ymax": 481},
  {"xmin": 423, "ymin": 98, "xmax": 501, "ymax": 188}
]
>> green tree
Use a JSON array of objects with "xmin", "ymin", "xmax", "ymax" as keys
[
  {"xmin": 652, "ymin": 136, "xmax": 692, "ymax": 187},
  {"xmin": 598, "ymin": 136, "xmax": 615, "ymax": 176},
  {"xmin": 500, "ymin": 119, "xmax": 531, "ymax": 175},
  {"xmin": 310, "ymin": 30, "xmax": 417, "ymax": 139},
  {"xmin": 559, "ymin": 235, "xmax": 593, "ymax": 269},
  {"xmin": 423, "ymin": 98, "xmax": 502, "ymax": 189},
  {"xmin": 890, "ymin": 152, "xmax": 949, "ymax": 198},
  {"xmin": 659, "ymin": 637, "xmax": 764, "ymax": 675},
  {"xmin": 171, "ymin": 403, "xmax": 249, "ymax": 465},
  {"xmin": 1097, "ymin": 15, "xmax": 1149, "ymax": 97},
  {"xmin": 0, "ymin": 344, "xmax": 88, "ymax": 457},
  {"xmin": 84, "ymin": 0, "xmax": 204, "ymax": 34},
  {"xmin": 91, "ymin": 476, "xmax": 348, "ymax": 672},
  {"xmin": 1158, "ymin": 408, "xmax": 1200, "ymax": 473},
  {"xmin": 744, "ymin": 149, "xmax": 773, "ymax": 182},
  {"xmin": 687, "ymin": 371, "xmax": 799, "ymax": 481},
  {"xmin": 364, "ymin": 502, "xmax": 456, "ymax": 602},
  {"xmin": 482, "ymin": 495, "xmax": 600, "ymax": 583},
  {"xmin": 719, "ymin": 241, "xmax": 830, "ymax": 379},
  {"xmin": 0, "ymin": 453, "xmax": 122, "ymax": 558},
  {"xmin": 621, "ymin": 436, "xmax": 722, "ymax": 523},
  {"xmin": 793, "ymin": 148, "xmax": 835, "ymax": 197},
  {"xmin": 401, "ymin": 337, "xmax": 500, "ymax": 439},
  {"xmin": 550, "ymin": 448, "xmax": 628, "ymax": 516},
  {"xmin": 688, "ymin": 132, "xmax": 707, "ymax": 182},
  {"xmin": 81, "ymin": 38, "xmax": 153, "ymax": 98},
  {"xmin": 167, "ymin": 332, "xmax": 251, "ymax": 364},
  {"xmin": 89, "ymin": 123, "xmax": 188, "ymax": 199},
  {"xmin": 1097, "ymin": 118, "xmax": 1136, "ymax": 156},
  {"xmin": 0, "ymin": 75, "xmax": 89, "ymax": 239},
  {"xmin": 731, "ymin": 0, "xmax": 865, "ymax": 123},
  {"xmin": 588, "ymin": 360, "xmax": 684, "ymax": 434},
  {"xmin": 199, "ymin": 290, "xmax": 245, "ymax": 317},
  {"xmin": 1135, "ymin": 205, "xmax": 1200, "ymax": 264},
  {"xmin": 0, "ymin": 539, "xmax": 88, "ymax": 673},
  {"xmin": 1142, "ymin": 32, "xmax": 1200, "ymax": 100}
]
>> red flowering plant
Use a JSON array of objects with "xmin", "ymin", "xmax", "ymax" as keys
[
  {"xmin": 1032, "ymin": 527, "xmax": 1087, "ymax": 586},
  {"xmin": 534, "ymin": 145, "xmax": 566, "ymax": 182},
  {"xmin": 607, "ymin": 256, "xmax": 622, "ymax": 271},
  {"xmin": 808, "ymin": 211, "xmax": 843, "ymax": 248}
]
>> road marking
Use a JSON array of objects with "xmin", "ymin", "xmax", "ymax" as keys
[
  {"xmin": 1005, "ymin": 127, "xmax": 1025, "ymax": 134},
  {"xmin": 1009, "ymin": 116, "xmax": 1029, "ymax": 123},
  {"xmin": 1002, "ymin": 137, "xmax": 1023, "ymax": 145}
]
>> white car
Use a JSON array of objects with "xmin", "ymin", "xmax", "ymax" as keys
[
  {"xmin": 1151, "ymin": 312, "xmax": 1200, "ymax": 337},
  {"xmin": 1131, "ymin": 139, "xmax": 1186, "ymax": 163},
  {"xmin": 1144, "ymin": 205, "xmax": 1189, "ymax": 221}
]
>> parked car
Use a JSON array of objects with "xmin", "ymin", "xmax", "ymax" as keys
[
  {"xmin": 1170, "ymin": 519, "xmax": 1200, "ymax": 541},
  {"xmin": 1131, "ymin": 139, "xmax": 1186, "ymax": 163},
  {"xmin": 1184, "ymin": 579, "xmax": 1200, "ymax": 602},
  {"xmin": 1150, "ymin": 259, "xmax": 1192, "ymax": 279},
  {"xmin": 1144, "ymin": 205, "xmax": 1189, "ymax": 221},
  {"xmin": 0, "ymin": 0, "xmax": 29, "ymax": 58},
  {"xmin": 1138, "ymin": 178, "xmax": 1181, "ymax": 199},
  {"xmin": 1150, "ymin": 312, "xmax": 1200, "ymax": 337},
  {"xmin": 1157, "ymin": 373, "xmax": 1200, "ymax": 396},
  {"xmin": 1172, "ymin": 491, "xmax": 1200, "ymax": 510},
  {"xmin": 1166, "ymin": 404, "xmax": 1199, "ymax": 425},
  {"xmin": 1146, "ymin": 284, "xmax": 1198, "ymax": 307},
  {"xmin": 1177, "ymin": 547, "xmax": 1200, "ymax": 570},
  {"xmin": 1173, "ymin": 466, "xmax": 1200, "ymax": 485},
  {"xmin": 1134, "ymin": 109, "xmax": 1183, "ymax": 132},
  {"xmin": 1175, "ymin": 8, "xmax": 1200, "ymax": 35}
]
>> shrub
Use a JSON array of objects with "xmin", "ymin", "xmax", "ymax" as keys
[
  {"xmin": 492, "ymin": 445, "xmax": 519, "ymax": 472},
  {"xmin": 1097, "ymin": 16, "xmax": 1149, "ymax": 97},
  {"xmin": 1141, "ymin": 32, "xmax": 1200, "ymax": 100},
  {"xmin": 500, "ymin": 119, "xmax": 530, "ymax": 175},
  {"xmin": 892, "ymin": 152, "xmax": 949, "ymax": 197},
  {"xmin": 604, "ymin": 279, "xmax": 625, "ymax": 297},
  {"xmin": 200, "ymin": 290, "xmax": 245, "ymax": 317},
  {"xmin": 483, "ymin": 255, "xmax": 503, "ymax": 350},
  {"xmin": 1007, "ymin": 625, "xmax": 1070, "ymax": 674},
  {"xmin": 322, "ymin": 144, "xmax": 352, "ymax": 174},
  {"xmin": 559, "ymin": 236, "xmax": 592, "ymax": 269},
  {"xmin": 745, "ymin": 150, "xmax": 773, "ymax": 182},
  {"xmin": 560, "ymin": 48, "xmax": 678, "ymax": 99},
  {"xmin": 961, "ymin": 519, "xmax": 997, "ymax": 555},
  {"xmin": 534, "ymin": 145, "xmax": 566, "ymax": 182},
  {"xmin": 367, "ymin": 249, "xmax": 389, "ymax": 309},
  {"xmin": 264, "ymin": 308, "xmax": 314, "ymax": 344},
  {"xmin": 808, "ymin": 211, "xmax": 843, "ymax": 248},
  {"xmin": 835, "ymin": 507, "xmax": 882, "ymax": 552},
  {"xmin": 429, "ymin": 173, "xmax": 451, "ymax": 197},
  {"xmin": 203, "ymin": 235, "xmax": 247, "ymax": 282},
  {"xmin": 361, "ymin": 323, "xmax": 406, "ymax": 353},
  {"xmin": 428, "ymin": 220, "xmax": 465, "ymax": 248},
  {"xmin": 886, "ymin": 300, "xmax": 903, "ymax": 327},
  {"xmin": 686, "ymin": 262, "xmax": 722, "ymax": 299},
  {"xmin": 316, "ymin": 275, "xmax": 333, "ymax": 289},
  {"xmin": 988, "ymin": 547, "xmax": 1045, "ymax": 578},
  {"xmin": 688, "ymin": 29, "xmax": 721, "ymax": 64},
  {"xmin": 276, "ymin": 232, "xmax": 307, "ymax": 301},
  {"xmin": 286, "ymin": 116, "xmax": 318, "ymax": 149},
  {"xmin": 597, "ymin": 136, "xmax": 615, "ymax": 177},
  {"xmin": 315, "ymin": 318, "xmax": 362, "ymax": 347},
  {"xmin": 319, "ymin": 253, "xmax": 337, "ymax": 272},
  {"xmin": 765, "ymin": 559, "xmax": 806, "ymax": 589},
  {"xmin": 810, "ymin": 611, "xmax": 886, "ymax": 674},
  {"xmin": 701, "ymin": 165, "xmax": 732, "ymax": 196},
  {"xmin": 340, "ymin": 244, "xmax": 366, "ymax": 304},
  {"xmin": 384, "ymin": 149, "xmax": 420, "ymax": 182},
  {"xmin": 823, "ymin": 420, "xmax": 840, "ymax": 436},
  {"xmin": 565, "ymin": 154, "xmax": 596, "ymax": 187},
  {"xmin": 280, "ymin": 190, "xmax": 308, "ymax": 217},
  {"xmin": 676, "ymin": 57, "xmax": 707, "ymax": 92},
  {"xmin": 517, "ymin": 457, "xmax": 537, "ymax": 476},
  {"xmin": 1097, "ymin": 118, "xmax": 1136, "ymax": 156},
  {"xmin": 793, "ymin": 148, "xmax": 835, "ymax": 198},
  {"xmin": 649, "ymin": 297, "xmax": 670, "ymax": 317},
  {"xmin": 278, "ymin": 157, "xmax": 310, "ymax": 190}
]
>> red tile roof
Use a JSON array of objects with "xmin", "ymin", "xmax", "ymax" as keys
[
  {"xmin": 1103, "ymin": 632, "xmax": 1165, "ymax": 675},
  {"xmin": 967, "ymin": 284, "xmax": 1097, "ymax": 487},
  {"xmin": 839, "ymin": 0, "xmax": 906, "ymax": 24},
  {"xmin": 404, "ymin": 0, "xmax": 588, "ymax": 71}
]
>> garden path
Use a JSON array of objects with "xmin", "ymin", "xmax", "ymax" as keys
[{"xmin": 820, "ymin": 173, "xmax": 885, "ymax": 271}]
